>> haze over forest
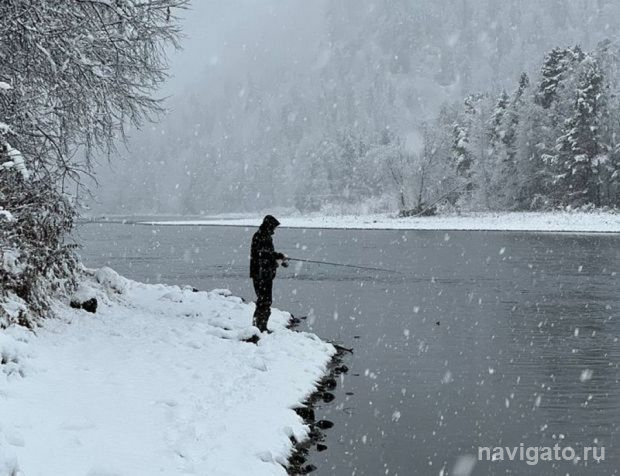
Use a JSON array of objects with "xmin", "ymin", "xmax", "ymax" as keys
[{"xmin": 91, "ymin": 0, "xmax": 620, "ymax": 215}]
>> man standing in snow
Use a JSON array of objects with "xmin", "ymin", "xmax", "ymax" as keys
[{"xmin": 250, "ymin": 215, "xmax": 288, "ymax": 332}]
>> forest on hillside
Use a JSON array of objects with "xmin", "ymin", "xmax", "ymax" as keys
[{"xmin": 93, "ymin": 0, "xmax": 620, "ymax": 215}]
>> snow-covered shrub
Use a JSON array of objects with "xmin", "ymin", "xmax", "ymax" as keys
[
  {"xmin": 94, "ymin": 267, "xmax": 129, "ymax": 295},
  {"xmin": 1, "ymin": 83, "xmax": 77, "ymax": 327},
  {"xmin": 0, "ymin": 163, "xmax": 78, "ymax": 328}
]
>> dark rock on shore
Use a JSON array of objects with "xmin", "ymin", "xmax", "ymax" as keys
[
  {"xmin": 321, "ymin": 392, "xmax": 335, "ymax": 403},
  {"xmin": 289, "ymin": 453, "xmax": 307, "ymax": 467},
  {"xmin": 322, "ymin": 377, "xmax": 337, "ymax": 390},
  {"xmin": 334, "ymin": 364, "xmax": 349, "ymax": 374},
  {"xmin": 70, "ymin": 297, "xmax": 98, "ymax": 313},
  {"xmin": 294, "ymin": 406, "xmax": 315, "ymax": 422},
  {"xmin": 286, "ymin": 313, "xmax": 353, "ymax": 475},
  {"xmin": 307, "ymin": 427, "xmax": 322, "ymax": 442},
  {"xmin": 316, "ymin": 420, "xmax": 334, "ymax": 430},
  {"xmin": 242, "ymin": 335, "xmax": 260, "ymax": 345}
]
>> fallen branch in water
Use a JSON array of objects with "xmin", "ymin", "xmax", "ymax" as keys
[{"xmin": 329, "ymin": 342, "xmax": 354, "ymax": 354}]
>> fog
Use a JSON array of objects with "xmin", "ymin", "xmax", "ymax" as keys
[{"xmin": 90, "ymin": 0, "xmax": 620, "ymax": 215}]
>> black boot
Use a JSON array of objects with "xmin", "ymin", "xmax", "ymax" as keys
[
  {"xmin": 253, "ymin": 306, "xmax": 271, "ymax": 333},
  {"xmin": 256, "ymin": 315, "xmax": 269, "ymax": 333}
]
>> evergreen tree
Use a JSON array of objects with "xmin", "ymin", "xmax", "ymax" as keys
[
  {"xmin": 513, "ymin": 95, "xmax": 555, "ymax": 210},
  {"xmin": 556, "ymin": 56, "xmax": 607, "ymax": 205},
  {"xmin": 537, "ymin": 46, "xmax": 585, "ymax": 109},
  {"xmin": 593, "ymin": 40, "xmax": 620, "ymax": 206},
  {"xmin": 504, "ymin": 73, "xmax": 530, "ymax": 164},
  {"xmin": 452, "ymin": 123, "xmax": 471, "ymax": 180},
  {"xmin": 486, "ymin": 74, "xmax": 530, "ymax": 210},
  {"xmin": 451, "ymin": 94, "xmax": 484, "ymax": 183},
  {"xmin": 489, "ymin": 91, "xmax": 510, "ymax": 149}
]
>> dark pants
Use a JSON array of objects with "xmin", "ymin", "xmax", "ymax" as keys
[{"xmin": 252, "ymin": 278, "xmax": 273, "ymax": 332}]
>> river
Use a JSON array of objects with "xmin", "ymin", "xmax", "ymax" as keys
[{"xmin": 76, "ymin": 222, "xmax": 619, "ymax": 475}]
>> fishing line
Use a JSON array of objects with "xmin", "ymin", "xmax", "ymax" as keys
[{"xmin": 286, "ymin": 257, "xmax": 398, "ymax": 273}]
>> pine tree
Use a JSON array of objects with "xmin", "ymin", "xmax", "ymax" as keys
[
  {"xmin": 486, "ymin": 73, "xmax": 531, "ymax": 209},
  {"xmin": 485, "ymin": 91, "xmax": 510, "ymax": 208},
  {"xmin": 556, "ymin": 56, "xmax": 606, "ymax": 206},
  {"xmin": 489, "ymin": 91, "xmax": 510, "ymax": 148},
  {"xmin": 504, "ymin": 73, "xmax": 530, "ymax": 164},
  {"xmin": 452, "ymin": 123, "xmax": 471, "ymax": 179},
  {"xmin": 593, "ymin": 39, "xmax": 620, "ymax": 207},
  {"xmin": 514, "ymin": 97, "xmax": 551, "ymax": 209},
  {"xmin": 537, "ymin": 46, "xmax": 585, "ymax": 109},
  {"xmin": 452, "ymin": 94, "xmax": 484, "ymax": 182}
]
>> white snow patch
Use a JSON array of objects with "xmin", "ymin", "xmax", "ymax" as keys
[
  {"xmin": 0, "ymin": 208, "xmax": 15, "ymax": 222},
  {"xmin": 94, "ymin": 266, "xmax": 129, "ymax": 294},
  {"xmin": 0, "ymin": 269, "xmax": 335, "ymax": 475},
  {"xmin": 1, "ymin": 249, "xmax": 24, "ymax": 275},
  {"xmin": 0, "ymin": 122, "xmax": 12, "ymax": 135},
  {"xmin": 1, "ymin": 143, "xmax": 29, "ymax": 180}
]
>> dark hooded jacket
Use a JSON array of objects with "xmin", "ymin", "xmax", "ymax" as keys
[{"xmin": 250, "ymin": 216, "xmax": 284, "ymax": 280}]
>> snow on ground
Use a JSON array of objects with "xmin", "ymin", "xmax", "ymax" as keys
[
  {"xmin": 140, "ymin": 211, "xmax": 620, "ymax": 233},
  {"xmin": 0, "ymin": 268, "xmax": 334, "ymax": 476}
]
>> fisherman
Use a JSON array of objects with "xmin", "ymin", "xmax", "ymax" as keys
[{"xmin": 250, "ymin": 215, "xmax": 288, "ymax": 332}]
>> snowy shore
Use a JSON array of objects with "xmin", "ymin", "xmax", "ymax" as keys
[
  {"xmin": 140, "ymin": 211, "xmax": 620, "ymax": 233},
  {"xmin": 0, "ymin": 268, "xmax": 334, "ymax": 476}
]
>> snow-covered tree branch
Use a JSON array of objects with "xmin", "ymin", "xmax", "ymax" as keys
[{"xmin": 0, "ymin": 0, "xmax": 187, "ymax": 183}]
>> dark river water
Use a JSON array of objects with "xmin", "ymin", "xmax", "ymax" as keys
[{"xmin": 76, "ymin": 223, "xmax": 619, "ymax": 476}]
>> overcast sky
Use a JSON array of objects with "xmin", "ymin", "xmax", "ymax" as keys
[{"xmin": 162, "ymin": 1, "xmax": 326, "ymax": 96}]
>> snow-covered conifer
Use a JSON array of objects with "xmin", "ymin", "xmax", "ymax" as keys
[{"xmin": 555, "ymin": 56, "xmax": 606, "ymax": 205}]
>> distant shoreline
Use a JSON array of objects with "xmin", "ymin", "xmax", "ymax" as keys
[{"xmin": 116, "ymin": 211, "xmax": 620, "ymax": 234}]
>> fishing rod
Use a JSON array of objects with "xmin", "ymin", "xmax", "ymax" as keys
[{"xmin": 286, "ymin": 257, "xmax": 398, "ymax": 273}]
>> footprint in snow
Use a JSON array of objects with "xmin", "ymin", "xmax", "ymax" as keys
[
  {"xmin": 205, "ymin": 328, "xmax": 237, "ymax": 340},
  {"xmin": 154, "ymin": 399, "xmax": 179, "ymax": 407},
  {"xmin": 250, "ymin": 358, "xmax": 268, "ymax": 372},
  {"xmin": 257, "ymin": 451, "xmax": 274, "ymax": 462},
  {"xmin": 5, "ymin": 431, "xmax": 25, "ymax": 447}
]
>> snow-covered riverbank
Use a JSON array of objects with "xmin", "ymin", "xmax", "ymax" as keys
[
  {"xmin": 140, "ymin": 211, "xmax": 620, "ymax": 233},
  {"xmin": 0, "ymin": 268, "xmax": 334, "ymax": 476}
]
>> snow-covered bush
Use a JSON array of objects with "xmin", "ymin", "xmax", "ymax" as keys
[{"xmin": 0, "ymin": 163, "xmax": 78, "ymax": 328}]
